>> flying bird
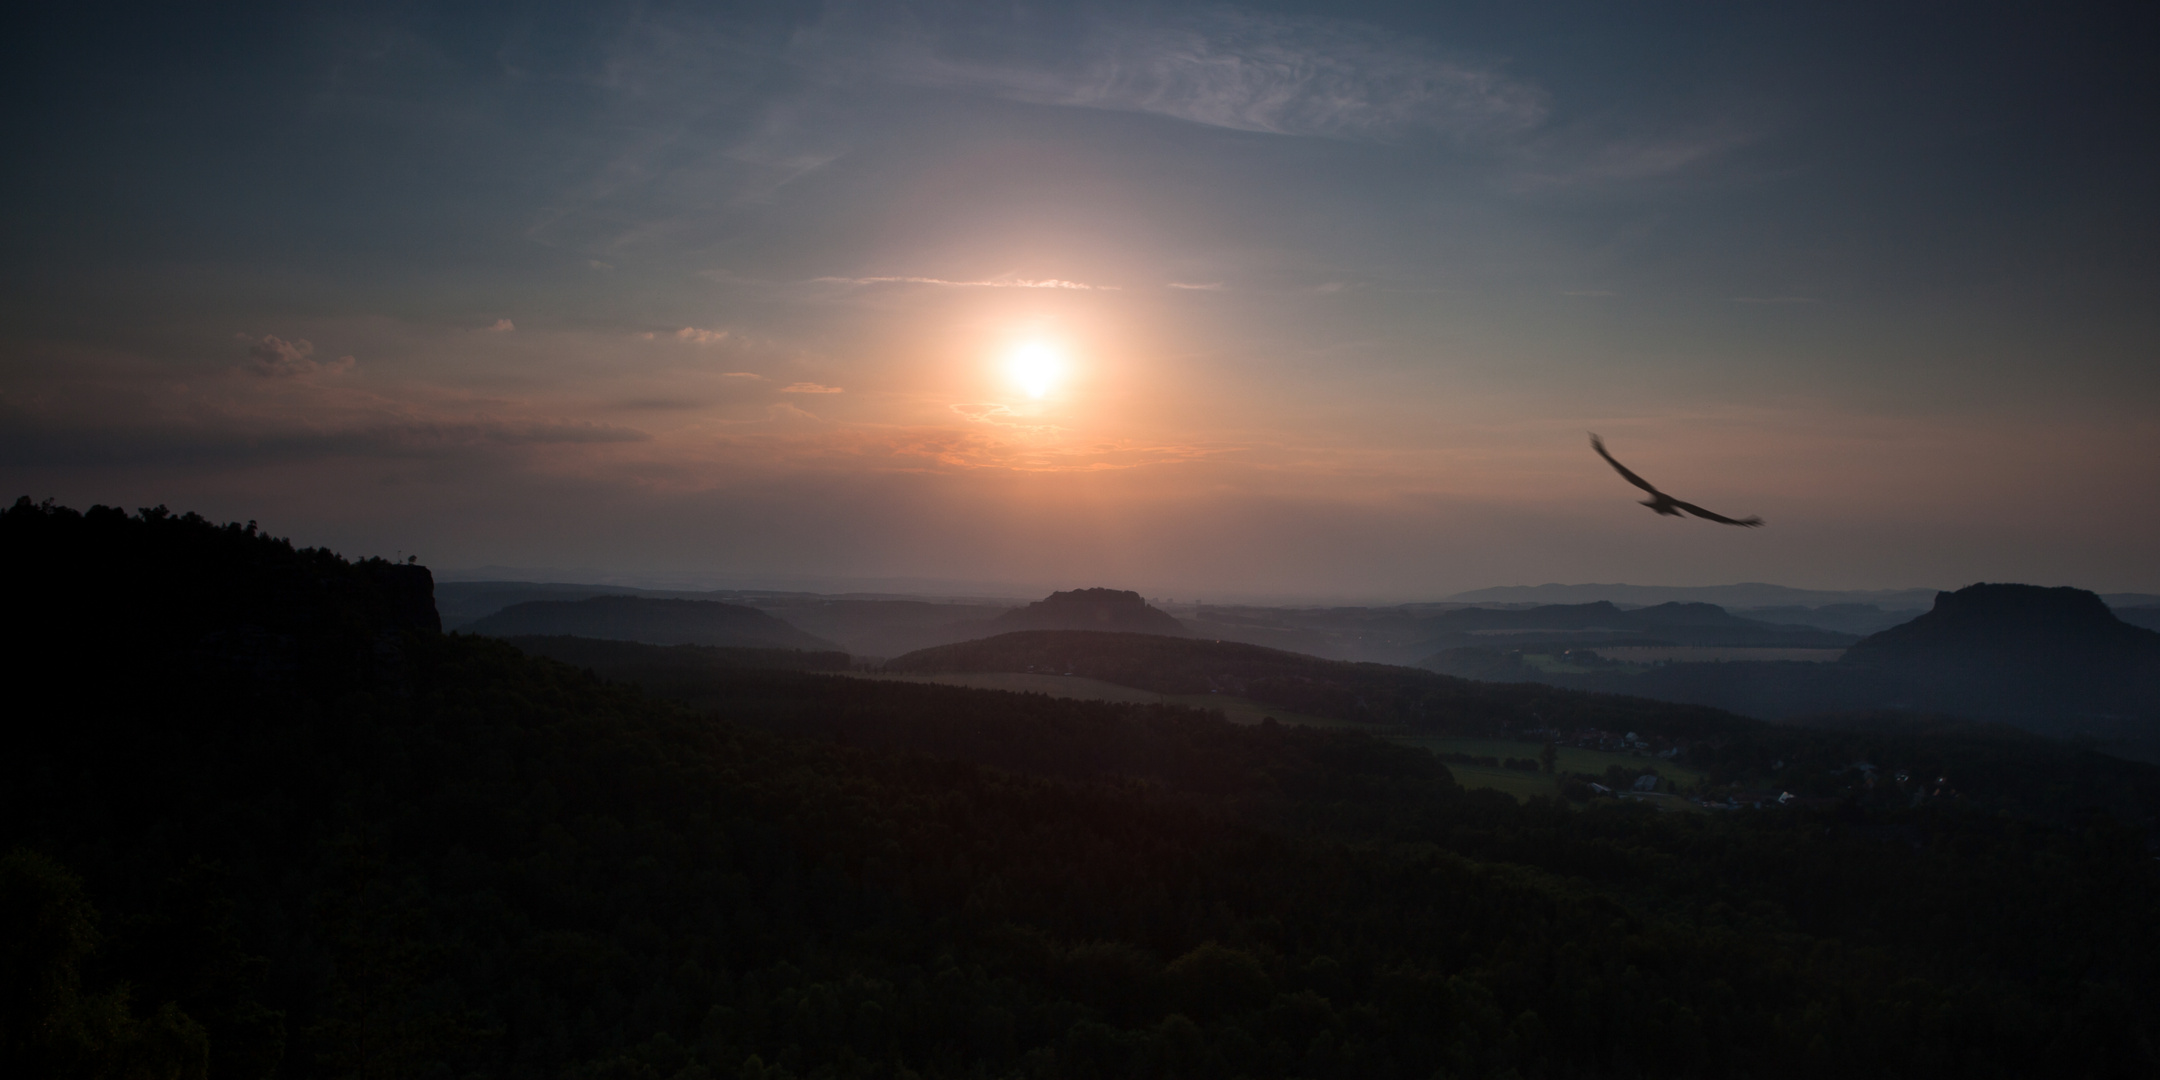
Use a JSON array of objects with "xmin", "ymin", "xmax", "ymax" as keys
[{"xmin": 1590, "ymin": 434, "xmax": 1764, "ymax": 527}]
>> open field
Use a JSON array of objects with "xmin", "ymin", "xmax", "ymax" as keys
[
  {"xmin": 1161, "ymin": 694, "xmax": 1368, "ymax": 728},
  {"xmin": 1520, "ymin": 653, "xmax": 1643, "ymax": 675},
  {"xmin": 1592, "ymin": 646, "xmax": 1846, "ymax": 663},
  {"xmin": 1440, "ymin": 765, "xmax": 1566, "ymax": 801},
  {"xmin": 1397, "ymin": 736, "xmax": 1708, "ymax": 789},
  {"xmin": 851, "ymin": 670, "xmax": 1164, "ymax": 703}
]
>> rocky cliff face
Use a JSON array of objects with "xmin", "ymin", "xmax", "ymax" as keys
[{"xmin": 992, "ymin": 588, "xmax": 1189, "ymax": 636}]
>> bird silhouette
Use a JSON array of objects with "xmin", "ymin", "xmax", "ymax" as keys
[{"xmin": 1590, "ymin": 434, "xmax": 1763, "ymax": 527}]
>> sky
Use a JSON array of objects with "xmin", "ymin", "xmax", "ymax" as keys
[{"xmin": 3, "ymin": 0, "xmax": 2156, "ymax": 601}]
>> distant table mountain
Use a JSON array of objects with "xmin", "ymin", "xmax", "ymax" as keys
[
  {"xmin": 463, "ymin": 596, "xmax": 843, "ymax": 652},
  {"xmin": 990, "ymin": 588, "xmax": 1189, "ymax": 636},
  {"xmin": 1839, "ymin": 583, "xmax": 2160, "ymax": 721}
]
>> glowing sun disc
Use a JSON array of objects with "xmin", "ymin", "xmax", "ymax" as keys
[{"xmin": 1007, "ymin": 341, "xmax": 1066, "ymax": 398}]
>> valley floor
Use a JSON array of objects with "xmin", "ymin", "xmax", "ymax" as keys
[{"xmin": 850, "ymin": 671, "xmax": 1702, "ymax": 802}]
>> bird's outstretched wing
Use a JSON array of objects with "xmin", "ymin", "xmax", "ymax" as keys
[
  {"xmin": 1589, "ymin": 434, "xmax": 1661, "ymax": 495},
  {"xmin": 1670, "ymin": 500, "xmax": 1764, "ymax": 528}
]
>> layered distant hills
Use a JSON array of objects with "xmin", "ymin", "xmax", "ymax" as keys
[
  {"xmin": 1425, "ymin": 583, "xmax": 2160, "ymax": 758},
  {"xmin": 452, "ymin": 580, "xmax": 2160, "ymax": 759},
  {"xmin": 463, "ymin": 595, "xmax": 843, "ymax": 651}
]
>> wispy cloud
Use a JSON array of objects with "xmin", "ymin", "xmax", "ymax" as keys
[
  {"xmin": 1167, "ymin": 281, "xmax": 1227, "ymax": 291},
  {"xmin": 242, "ymin": 334, "xmax": 354, "ymax": 378},
  {"xmin": 798, "ymin": 5, "xmax": 1547, "ymax": 143},
  {"xmin": 812, "ymin": 274, "xmax": 1115, "ymax": 290},
  {"xmin": 1502, "ymin": 123, "xmax": 1756, "ymax": 191},
  {"xmin": 779, "ymin": 382, "xmax": 843, "ymax": 394},
  {"xmin": 1731, "ymin": 295, "xmax": 1818, "ymax": 304},
  {"xmin": 675, "ymin": 327, "xmax": 729, "ymax": 344},
  {"xmin": 488, "ymin": 319, "xmax": 516, "ymax": 332}
]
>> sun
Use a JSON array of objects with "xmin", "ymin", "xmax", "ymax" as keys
[{"xmin": 1005, "ymin": 340, "xmax": 1067, "ymax": 399}]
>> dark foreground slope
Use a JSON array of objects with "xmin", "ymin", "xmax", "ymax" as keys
[{"xmin": 5, "ymin": 500, "xmax": 2160, "ymax": 1080}]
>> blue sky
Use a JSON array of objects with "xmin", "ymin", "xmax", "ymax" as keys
[{"xmin": 3, "ymin": 1, "xmax": 2155, "ymax": 599}]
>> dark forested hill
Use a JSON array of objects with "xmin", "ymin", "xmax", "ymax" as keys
[
  {"xmin": 465, "ymin": 595, "xmax": 843, "ymax": 651},
  {"xmin": 5, "ymin": 499, "xmax": 2159, "ymax": 1080}
]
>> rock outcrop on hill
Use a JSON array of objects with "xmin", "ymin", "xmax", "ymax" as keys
[
  {"xmin": 464, "ymin": 595, "xmax": 842, "ymax": 652},
  {"xmin": 990, "ymin": 588, "xmax": 1189, "ymax": 636},
  {"xmin": 1839, "ymin": 583, "xmax": 2160, "ymax": 721}
]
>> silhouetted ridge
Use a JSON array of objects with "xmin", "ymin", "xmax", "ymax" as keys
[
  {"xmin": 990, "ymin": 587, "xmax": 1188, "ymax": 635},
  {"xmin": 2, "ymin": 496, "xmax": 439, "ymax": 696}
]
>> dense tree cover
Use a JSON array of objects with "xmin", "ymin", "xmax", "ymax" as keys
[
  {"xmin": 4, "ymin": 499, "xmax": 2160, "ymax": 1079},
  {"xmin": 883, "ymin": 631, "xmax": 1755, "ymax": 741}
]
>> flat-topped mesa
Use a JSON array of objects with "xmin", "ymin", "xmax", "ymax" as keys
[
  {"xmin": 1838, "ymin": 582, "xmax": 2160, "ymax": 720},
  {"xmin": 1842, "ymin": 583, "xmax": 2156, "ymax": 669},
  {"xmin": 992, "ymin": 587, "xmax": 1189, "ymax": 636}
]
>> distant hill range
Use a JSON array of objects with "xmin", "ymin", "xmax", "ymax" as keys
[
  {"xmin": 2118, "ymin": 606, "xmax": 2160, "ymax": 633},
  {"xmin": 438, "ymin": 581, "xmax": 1018, "ymax": 657},
  {"xmin": 1425, "ymin": 583, "xmax": 2160, "ymax": 759},
  {"xmin": 991, "ymin": 588, "xmax": 1188, "ymax": 636},
  {"xmin": 1447, "ymin": 582, "xmax": 2160, "ymax": 630},
  {"xmin": 1412, "ymin": 600, "xmax": 1855, "ymax": 649},
  {"xmin": 463, "ymin": 596, "xmax": 843, "ymax": 652},
  {"xmin": 1450, "ymin": 582, "xmax": 1949, "ymax": 610}
]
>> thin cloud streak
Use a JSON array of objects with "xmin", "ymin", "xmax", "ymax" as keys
[
  {"xmin": 812, "ymin": 275, "xmax": 1116, "ymax": 290},
  {"xmin": 796, "ymin": 4, "xmax": 1547, "ymax": 142}
]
